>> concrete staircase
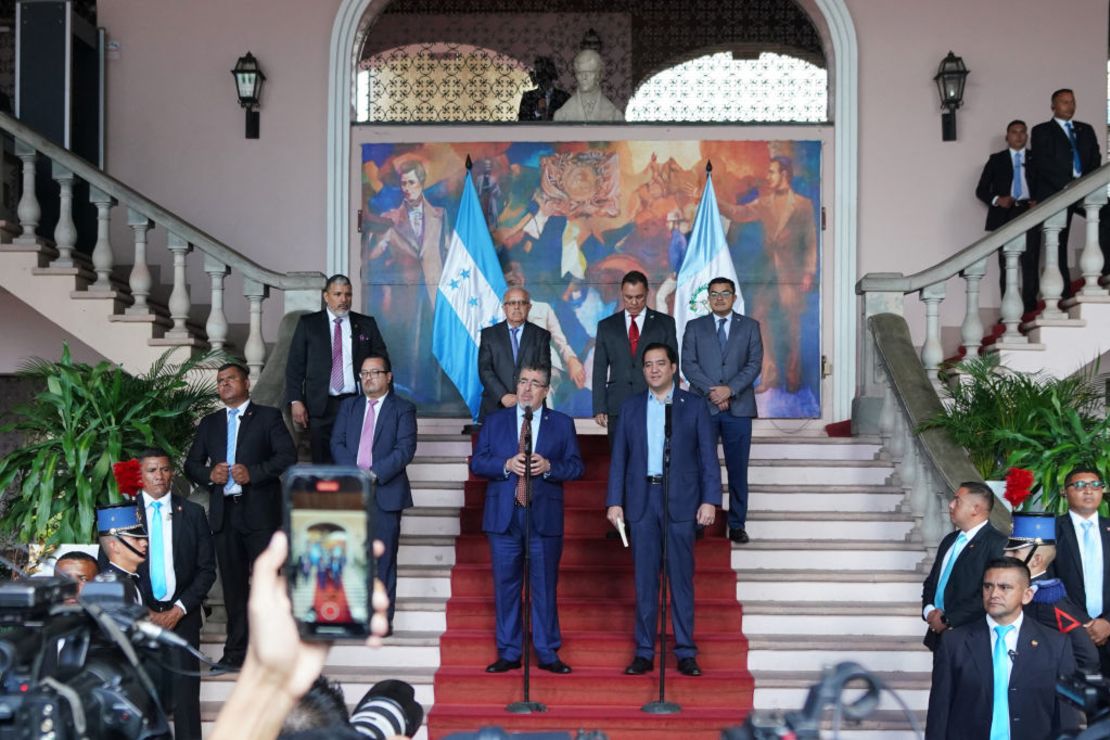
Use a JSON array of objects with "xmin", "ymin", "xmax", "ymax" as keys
[{"xmin": 195, "ymin": 421, "xmax": 929, "ymax": 738}]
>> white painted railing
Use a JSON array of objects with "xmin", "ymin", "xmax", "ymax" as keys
[
  {"xmin": 854, "ymin": 163, "xmax": 1110, "ymax": 433},
  {"xmin": 1, "ymin": 111, "xmax": 325, "ymax": 379}
]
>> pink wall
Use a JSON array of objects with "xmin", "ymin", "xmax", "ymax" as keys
[{"xmin": 1, "ymin": 0, "xmax": 1103, "ymax": 373}]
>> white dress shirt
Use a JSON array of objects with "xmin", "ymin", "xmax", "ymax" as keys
[
  {"xmin": 1054, "ymin": 117, "xmax": 1083, "ymax": 177},
  {"xmin": 986, "ymin": 611, "xmax": 1023, "ymax": 688},
  {"xmin": 327, "ymin": 308, "xmax": 356, "ymax": 395},
  {"xmin": 224, "ymin": 399, "xmax": 251, "ymax": 495},
  {"xmin": 1069, "ymin": 508, "xmax": 1104, "ymax": 583},
  {"xmin": 624, "ymin": 310, "xmax": 644, "ymax": 337},
  {"xmin": 141, "ymin": 491, "xmax": 187, "ymax": 614}
]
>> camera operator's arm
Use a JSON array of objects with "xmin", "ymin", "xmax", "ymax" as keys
[{"xmin": 209, "ymin": 531, "xmax": 389, "ymax": 740}]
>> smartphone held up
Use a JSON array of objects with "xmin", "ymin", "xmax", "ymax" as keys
[{"xmin": 283, "ymin": 465, "xmax": 376, "ymax": 640}]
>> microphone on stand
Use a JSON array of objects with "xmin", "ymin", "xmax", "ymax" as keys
[{"xmin": 663, "ymin": 397, "xmax": 672, "ymax": 440}]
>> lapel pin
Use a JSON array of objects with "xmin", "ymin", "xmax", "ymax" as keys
[{"xmin": 1031, "ymin": 640, "xmax": 1039, "ymax": 647}]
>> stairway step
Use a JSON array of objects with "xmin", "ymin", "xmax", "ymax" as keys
[
  {"xmin": 753, "ymin": 669, "xmax": 930, "ymax": 711},
  {"xmin": 200, "ymin": 664, "xmax": 436, "ymax": 705},
  {"xmin": 742, "ymin": 610, "xmax": 922, "ymax": 637},
  {"xmin": 450, "ymin": 562, "xmax": 738, "ymax": 600},
  {"xmin": 747, "ymin": 488, "xmax": 904, "ymax": 513},
  {"xmin": 736, "ymin": 569, "xmax": 923, "ymax": 603},
  {"xmin": 453, "ymin": 532, "xmax": 731, "ymax": 568},
  {"xmin": 440, "ymin": 629, "xmax": 747, "ymax": 671},
  {"xmin": 445, "ymin": 595, "xmax": 743, "ymax": 633},
  {"xmin": 199, "ymin": 631, "xmax": 442, "ymax": 667},
  {"xmin": 744, "ymin": 511, "xmax": 914, "ymax": 541},
  {"xmin": 733, "ymin": 540, "xmax": 924, "ymax": 571},
  {"xmin": 746, "ymin": 635, "xmax": 929, "ymax": 672}
]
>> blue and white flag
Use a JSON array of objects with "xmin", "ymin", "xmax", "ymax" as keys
[
  {"xmin": 674, "ymin": 171, "xmax": 743, "ymax": 353},
  {"xmin": 433, "ymin": 171, "xmax": 508, "ymax": 421}
]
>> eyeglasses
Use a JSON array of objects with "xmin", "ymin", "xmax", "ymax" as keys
[
  {"xmin": 1068, "ymin": 480, "xmax": 1105, "ymax": 490},
  {"xmin": 709, "ymin": 290, "xmax": 734, "ymax": 299},
  {"xmin": 359, "ymin": 370, "xmax": 389, "ymax": 378},
  {"xmin": 516, "ymin": 379, "xmax": 548, "ymax": 389},
  {"xmin": 503, "ymin": 300, "xmax": 530, "ymax": 308}
]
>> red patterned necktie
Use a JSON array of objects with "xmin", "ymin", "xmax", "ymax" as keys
[
  {"xmin": 628, "ymin": 316, "xmax": 640, "ymax": 356},
  {"xmin": 515, "ymin": 414, "xmax": 531, "ymax": 506}
]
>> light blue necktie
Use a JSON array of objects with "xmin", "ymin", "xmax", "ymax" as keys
[
  {"xmin": 1066, "ymin": 121, "xmax": 1082, "ymax": 175},
  {"xmin": 990, "ymin": 624, "xmax": 1014, "ymax": 740},
  {"xmin": 511, "ymin": 326, "xmax": 521, "ymax": 363},
  {"xmin": 149, "ymin": 500, "xmax": 167, "ymax": 600},
  {"xmin": 934, "ymin": 531, "xmax": 967, "ymax": 612},
  {"xmin": 1083, "ymin": 521, "xmax": 1103, "ymax": 619},
  {"xmin": 225, "ymin": 408, "xmax": 239, "ymax": 494},
  {"xmin": 1011, "ymin": 151, "xmax": 1022, "ymax": 199},
  {"xmin": 717, "ymin": 317, "xmax": 728, "ymax": 351}
]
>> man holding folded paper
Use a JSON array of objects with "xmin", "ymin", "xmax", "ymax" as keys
[{"xmin": 605, "ymin": 342, "xmax": 721, "ymax": 677}]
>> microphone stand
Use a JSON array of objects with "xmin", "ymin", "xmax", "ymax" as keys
[
  {"xmin": 507, "ymin": 405, "xmax": 546, "ymax": 714},
  {"xmin": 643, "ymin": 399, "xmax": 680, "ymax": 714}
]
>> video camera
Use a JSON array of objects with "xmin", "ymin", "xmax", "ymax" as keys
[
  {"xmin": 1057, "ymin": 672, "xmax": 1110, "ymax": 739},
  {"xmin": 0, "ymin": 574, "xmax": 175, "ymax": 739}
]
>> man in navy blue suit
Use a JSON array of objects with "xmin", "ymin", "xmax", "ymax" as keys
[
  {"xmin": 681, "ymin": 276, "xmax": 763, "ymax": 544},
  {"xmin": 331, "ymin": 354, "xmax": 417, "ymax": 634},
  {"xmin": 470, "ymin": 363, "xmax": 584, "ymax": 674},
  {"xmin": 925, "ymin": 557, "xmax": 1078, "ymax": 740},
  {"xmin": 606, "ymin": 342, "xmax": 721, "ymax": 677}
]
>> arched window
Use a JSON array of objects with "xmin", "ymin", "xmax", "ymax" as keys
[
  {"xmin": 626, "ymin": 51, "xmax": 827, "ymax": 123},
  {"xmin": 356, "ymin": 43, "xmax": 531, "ymax": 122}
]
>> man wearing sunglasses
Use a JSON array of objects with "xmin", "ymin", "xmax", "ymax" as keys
[{"xmin": 1051, "ymin": 467, "xmax": 1110, "ymax": 673}]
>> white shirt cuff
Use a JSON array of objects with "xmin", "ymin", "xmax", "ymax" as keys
[
  {"xmin": 923, "ymin": 604, "xmax": 937, "ymax": 621},
  {"xmin": 175, "ymin": 600, "xmax": 187, "ymax": 615}
]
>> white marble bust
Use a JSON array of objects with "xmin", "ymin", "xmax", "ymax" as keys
[{"xmin": 553, "ymin": 49, "xmax": 624, "ymax": 123}]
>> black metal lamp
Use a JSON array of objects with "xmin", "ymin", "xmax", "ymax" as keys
[
  {"xmin": 933, "ymin": 51, "xmax": 969, "ymax": 142},
  {"xmin": 232, "ymin": 52, "xmax": 266, "ymax": 139}
]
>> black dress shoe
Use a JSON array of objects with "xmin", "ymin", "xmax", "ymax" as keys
[
  {"xmin": 624, "ymin": 656, "xmax": 654, "ymax": 675},
  {"xmin": 485, "ymin": 658, "xmax": 522, "ymax": 673},
  {"xmin": 211, "ymin": 656, "xmax": 243, "ymax": 674},
  {"xmin": 729, "ymin": 527, "xmax": 750, "ymax": 544},
  {"xmin": 538, "ymin": 659, "xmax": 572, "ymax": 674},
  {"xmin": 677, "ymin": 657, "xmax": 702, "ymax": 676}
]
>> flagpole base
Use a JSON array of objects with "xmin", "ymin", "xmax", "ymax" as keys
[
  {"xmin": 506, "ymin": 701, "xmax": 547, "ymax": 714},
  {"xmin": 641, "ymin": 700, "xmax": 681, "ymax": 714}
]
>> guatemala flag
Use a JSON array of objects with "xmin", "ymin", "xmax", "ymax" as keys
[
  {"xmin": 433, "ymin": 170, "xmax": 508, "ymax": 421},
  {"xmin": 674, "ymin": 169, "xmax": 743, "ymax": 354}
]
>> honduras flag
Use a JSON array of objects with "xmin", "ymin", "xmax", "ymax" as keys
[
  {"xmin": 433, "ymin": 169, "xmax": 508, "ymax": 421},
  {"xmin": 674, "ymin": 169, "xmax": 743, "ymax": 354}
]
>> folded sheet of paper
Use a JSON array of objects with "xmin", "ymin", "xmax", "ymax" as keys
[{"xmin": 616, "ymin": 518, "xmax": 628, "ymax": 548}]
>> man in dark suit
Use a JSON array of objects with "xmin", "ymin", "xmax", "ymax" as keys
[
  {"xmin": 1028, "ymin": 89, "xmax": 1102, "ymax": 301},
  {"xmin": 925, "ymin": 557, "xmax": 1078, "ymax": 740},
  {"xmin": 975, "ymin": 119, "xmax": 1043, "ymax": 315},
  {"xmin": 1003, "ymin": 511, "xmax": 1099, "ymax": 673},
  {"xmin": 186, "ymin": 362, "xmax": 297, "ymax": 670},
  {"xmin": 606, "ymin": 343, "xmax": 721, "ymax": 677},
  {"xmin": 286, "ymin": 274, "xmax": 389, "ymax": 463},
  {"xmin": 921, "ymin": 482, "xmax": 1008, "ymax": 651},
  {"xmin": 133, "ymin": 448, "xmax": 217, "ymax": 740},
  {"xmin": 477, "ymin": 287, "xmax": 552, "ymax": 420},
  {"xmin": 470, "ymin": 363, "xmax": 584, "ymax": 674},
  {"xmin": 681, "ymin": 276, "xmax": 763, "ymax": 544},
  {"xmin": 592, "ymin": 271, "xmax": 678, "ymax": 445},
  {"xmin": 1049, "ymin": 466, "xmax": 1110, "ymax": 673},
  {"xmin": 331, "ymin": 354, "xmax": 417, "ymax": 633}
]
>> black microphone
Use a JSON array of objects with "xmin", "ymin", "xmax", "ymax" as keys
[
  {"xmin": 663, "ymin": 398, "xmax": 672, "ymax": 439},
  {"xmin": 1008, "ymin": 649, "xmax": 1018, "ymax": 661}
]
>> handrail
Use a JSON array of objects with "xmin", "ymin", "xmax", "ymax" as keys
[
  {"xmin": 856, "ymin": 161, "xmax": 1110, "ymax": 295},
  {"xmin": 0, "ymin": 110, "xmax": 321, "ymax": 293}
]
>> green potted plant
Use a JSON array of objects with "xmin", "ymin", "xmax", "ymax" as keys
[
  {"xmin": 0, "ymin": 345, "xmax": 223, "ymax": 547},
  {"xmin": 918, "ymin": 354, "xmax": 1104, "ymax": 482}
]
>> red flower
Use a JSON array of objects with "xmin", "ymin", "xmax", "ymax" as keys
[
  {"xmin": 1004, "ymin": 467, "xmax": 1035, "ymax": 509},
  {"xmin": 112, "ymin": 459, "xmax": 142, "ymax": 498}
]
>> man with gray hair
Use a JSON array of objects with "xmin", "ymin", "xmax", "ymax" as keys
[
  {"xmin": 553, "ymin": 49, "xmax": 624, "ymax": 122},
  {"xmin": 477, "ymin": 286, "xmax": 552, "ymax": 421}
]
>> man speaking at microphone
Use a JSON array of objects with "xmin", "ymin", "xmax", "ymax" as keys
[
  {"xmin": 606, "ymin": 343, "xmax": 721, "ymax": 677},
  {"xmin": 470, "ymin": 363, "xmax": 584, "ymax": 674}
]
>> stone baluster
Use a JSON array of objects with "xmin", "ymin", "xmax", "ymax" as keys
[
  {"xmin": 910, "ymin": 446, "xmax": 932, "ymax": 554},
  {"xmin": 88, "ymin": 187, "xmax": 116, "ymax": 291},
  {"xmin": 166, "ymin": 232, "xmax": 193, "ymax": 339},
  {"xmin": 125, "ymin": 209, "xmax": 154, "ymax": 315},
  {"xmin": 1039, "ymin": 210, "xmax": 1068, "ymax": 319},
  {"xmin": 897, "ymin": 425, "xmax": 918, "ymax": 520},
  {"xmin": 1079, "ymin": 190, "xmax": 1108, "ymax": 296},
  {"xmin": 921, "ymin": 472, "xmax": 945, "ymax": 559},
  {"xmin": 50, "ymin": 163, "xmax": 77, "ymax": 267},
  {"xmin": 204, "ymin": 254, "xmax": 231, "ymax": 351},
  {"xmin": 13, "ymin": 141, "xmax": 41, "ymax": 245},
  {"xmin": 877, "ymin": 379, "xmax": 896, "ymax": 463},
  {"xmin": 919, "ymin": 283, "xmax": 946, "ymax": 382},
  {"xmin": 999, "ymin": 235, "xmax": 1028, "ymax": 343},
  {"xmin": 959, "ymin": 258, "xmax": 987, "ymax": 358},
  {"xmin": 243, "ymin": 278, "xmax": 269, "ymax": 382}
]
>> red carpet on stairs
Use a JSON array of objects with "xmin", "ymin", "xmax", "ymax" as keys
[{"xmin": 428, "ymin": 435, "xmax": 754, "ymax": 739}]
